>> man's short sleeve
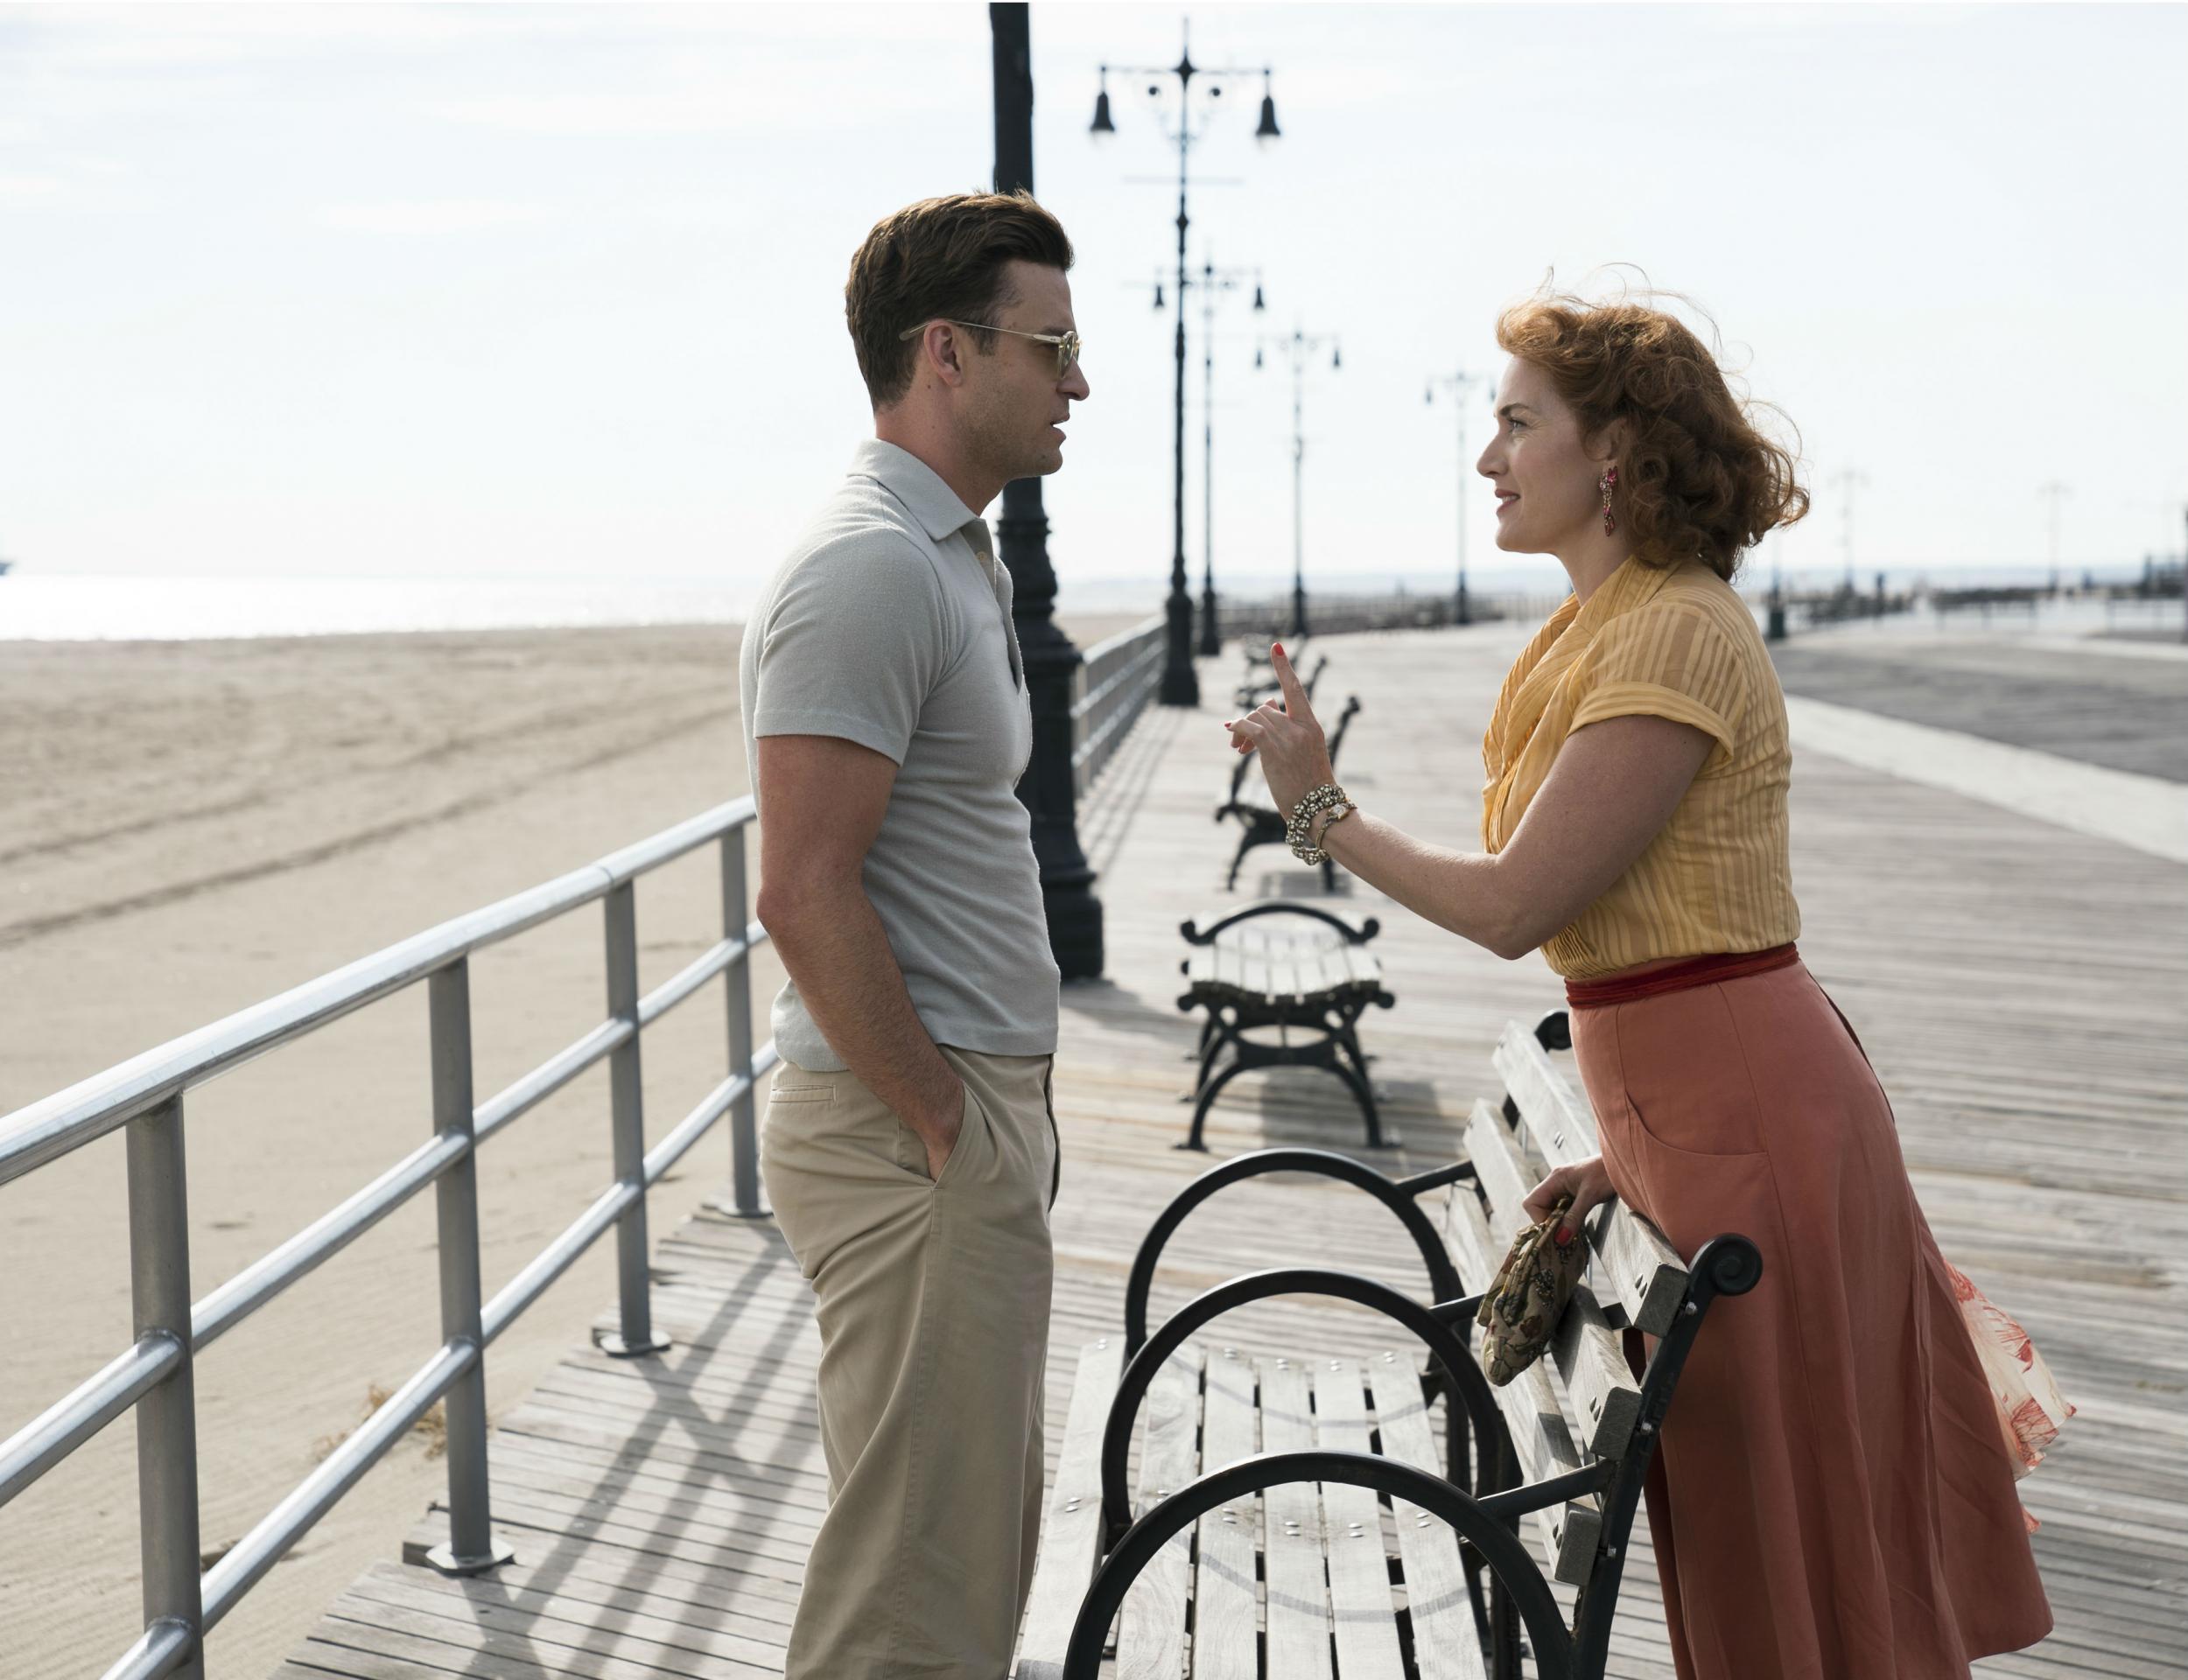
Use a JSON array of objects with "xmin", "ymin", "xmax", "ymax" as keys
[
  {"xmin": 1568, "ymin": 603, "xmax": 1750, "ymax": 769},
  {"xmin": 751, "ymin": 536, "xmax": 949, "ymax": 765}
]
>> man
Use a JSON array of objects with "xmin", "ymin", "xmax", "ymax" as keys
[{"xmin": 741, "ymin": 191, "xmax": 1089, "ymax": 1678}]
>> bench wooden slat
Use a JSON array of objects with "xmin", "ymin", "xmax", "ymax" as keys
[
  {"xmin": 1550, "ymin": 1283, "xmax": 1643, "ymax": 1461},
  {"xmin": 1485, "ymin": 1033, "xmax": 1690, "ymax": 1338},
  {"xmin": 1217, "ymin": 942, "xmax": 1245, "ymax": 994},
  {"xmin": 1013, "ymin": 1337, "xmax": 1125, "ymax": 1680},
  {"xmin": 1302, "ymin": 946, "xmax": 1352, "ymax": 998},
  {"xmin": 1116, "ymin": 1344, "xmax": 1203, "ymax": 1680},
  {"xmin": 1365, "ymin": 1354, "xmax": 1489, "ymax": 1680},
  {"xmin": 1237, "ymin": 947, "xmax": 1271, "ymax": 999},
  {"xmin": 1314, "ymin": 1358, "xmax": 1409, "ymax": 1677},
  {"xmin": 1493, "ymin": 1021, "xmax": 1598, "ymax": 1158},
  {"xmin": 1258, "ymin": 1356, "xmax": 1336, "ymax": 1680},
  {"xmin": 1460, "ymin": 1100, "xmax": 1644, "ymax": 1460},
  {"xmin": 1193, "ymin": 1348, "xmax": 1261, "ymax": 1680},
  {"xmin": 1441, "ymin": 1181, "xmax": 1603, "ymax": 1587}
]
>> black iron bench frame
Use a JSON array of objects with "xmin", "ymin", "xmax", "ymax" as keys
[
  {"xmin": 1175, "ymin": 902, "xmax": 1397, "ymax": 1152},
  {"xmin": 1013, "ymin": 1011, "xmax": 1765, "ymax": 1680},
  {"xmin": 1217, "ymin": 693, "xmax": 1362, "ymax": 891}
]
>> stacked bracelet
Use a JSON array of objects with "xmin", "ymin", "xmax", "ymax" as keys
[{"xmin": 1287, "ymin": 783, "xmax": 1357, "ymax": 864}]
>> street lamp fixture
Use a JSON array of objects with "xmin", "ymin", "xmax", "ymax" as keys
[
  {"xmin": 1090, "ymin": 18, "xmax": 1280, "ymax": 708},
  {"xmin": 1090, "ymin": 72, "xmax": 1115, "ymax": 138}
]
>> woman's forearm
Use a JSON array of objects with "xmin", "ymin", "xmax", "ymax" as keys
[{"xmin": 1318, "ymin": 811, "xmax": 1532, "ymax": 959}]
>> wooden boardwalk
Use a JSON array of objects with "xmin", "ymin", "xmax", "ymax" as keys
[{"xmin": 274, "ymin": 624, "xmax": 2188, "ymax": 1679}]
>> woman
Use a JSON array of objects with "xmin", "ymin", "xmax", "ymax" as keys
[{"xmin": 1225, "ymin": 292, "xmax": 2056, "ymax": 1678}]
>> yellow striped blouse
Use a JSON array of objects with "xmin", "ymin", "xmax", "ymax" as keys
[{"xmin": 1481, "ymin": 555, "xmax": 1800, "ymax": 979}]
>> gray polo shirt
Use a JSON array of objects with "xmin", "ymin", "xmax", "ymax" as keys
[{"xmin": 741, "ymin": 438, "xmax": 1061, "ymax": 1072}]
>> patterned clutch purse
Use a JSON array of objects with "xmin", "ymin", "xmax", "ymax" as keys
[{"xmin": 1475, "ymin": 1194, "xmax": 1591, "ymax": 1386}]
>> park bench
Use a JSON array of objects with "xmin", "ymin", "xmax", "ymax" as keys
[
  {"xmin": 1217, "ymin": 694, "xmax": 1363, "ymax": 891},
  {"xmin": 1012, "ymin": 1010, "xmax": 1762, "ymax": 1680},
  {"xmin": 1175, "ymin": 902, "xmax": 1396, "ymax": 1151},
  {"xmin": 1235, "ymin": 647, "xmax": 1330, "ymax": 711}
]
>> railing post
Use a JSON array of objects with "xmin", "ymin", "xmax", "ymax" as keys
[
  {"xmin": 596, "ymin": 882, "xmax": 670, "ymax": 1357},
  {"xmin": 422, "ymin": 959, "xmax": 513, "ymax": 1574},
  {"xmin": 126, "ymin": 1094, "xmax": 205, "ymax": 1679},
  {"xmin": 713, "ymin": 829, "xmax": 768, "ymax": 1219}
]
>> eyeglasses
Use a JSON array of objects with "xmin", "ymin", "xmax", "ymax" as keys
[{"xmin": 898, "ymin": 318, "xmax": 1083, "ymax": 380}]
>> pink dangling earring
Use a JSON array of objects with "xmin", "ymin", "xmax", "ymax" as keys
[{"xmin": 1599, "ymin": 465, "xmax": 1618, "ymax": 536}]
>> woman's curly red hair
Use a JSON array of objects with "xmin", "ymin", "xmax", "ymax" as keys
[{"xmin": 1495, "ymin": 287, "xmax": 1808, "ymax": 582}]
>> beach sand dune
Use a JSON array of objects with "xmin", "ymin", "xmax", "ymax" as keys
[{"xmin": 0, "ymin": 612, "xmax": 1135, "ymax": 1675}]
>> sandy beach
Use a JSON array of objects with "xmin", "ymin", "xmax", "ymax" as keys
[{"xmin": 0, "ymin": 613, "xmax": 1142, "ymax": 1675}]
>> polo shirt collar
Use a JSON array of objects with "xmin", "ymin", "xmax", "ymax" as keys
[{"xmin": 850, "ymin": 438, "xmax": 984, "ymax": 543}]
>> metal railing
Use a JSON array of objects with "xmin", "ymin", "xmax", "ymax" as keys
[
  {"xmin": 0, "ymin": 799, "xmax": 777, "ymax": 1680},
  {"xmin": 1069, "ymin": 613, "xmax": 1166, "ymax": 799},
  {"xmin": 1214, "ymin": 590, "xmax": 1565, "ymax": 641}
]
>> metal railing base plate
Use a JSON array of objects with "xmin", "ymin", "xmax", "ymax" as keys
[
  {"xmin": 702, "ymin": 1195, "xmax": 775, "ymax": 1221},
  {"xmin": 593, "ymin": 1330, "xmax": 673, "ymax": 1360},
  {"xmin": 406, "ymin": 1536, "xmax": 516, "ymax": 1578}
]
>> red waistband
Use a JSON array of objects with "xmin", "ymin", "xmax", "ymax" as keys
[{"xmin": 1564, "ymin": 943, "xmax": 1800, "ymax": 1009}]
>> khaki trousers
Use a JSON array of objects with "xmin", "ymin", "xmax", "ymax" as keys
[{"xmin": 762, "ymin": 1045, "xmax": 1060, "ymax": 1680}]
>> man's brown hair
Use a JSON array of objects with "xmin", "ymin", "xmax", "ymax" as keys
[{"xmin": 845, "ymin": 191, "xmax": 1074, "ymax": 410}]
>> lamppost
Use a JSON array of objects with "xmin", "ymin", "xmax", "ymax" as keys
[
  {"xmin": 1257, "ymin": 325, "xmax": 1340, "ymax": 638},
  {"xmin": 1426, "ymin": 368, "xmax": 1484, "ymax": 624},
  {"xmin": 1164, "ymin": 256, "xmax": 1265, "ymax": 654},
  {"xmin": 1831, "ymin": 466, "xmax": 1868, "ymax": 597},
  {"xmin": 1091, "ymin": 19, "xmax": 1280, "ymax": 706},
  {"xmin": 2037, "ymin": 480, "xmax": 2070, "ymax": 595},
  {"xmin": 1766, "ymin": 530, "xmax": 1788, "ymax": 642},
  {"xmin": 991, "ymin": 4, "xmax": 1104, "ymax": 979}
]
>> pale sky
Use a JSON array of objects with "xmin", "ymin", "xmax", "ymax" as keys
[{"xmin": 3, "ymin": 1, "xmax": 2184, "ymax": 600}]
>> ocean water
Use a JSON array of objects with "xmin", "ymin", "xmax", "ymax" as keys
[
  {"xmin": 2, "ymin": 569, "xmax": 2174, "ymax": 645},
  {"xmin": 0, "ymin": 574, "xmax": 764, "ymax": 642}
]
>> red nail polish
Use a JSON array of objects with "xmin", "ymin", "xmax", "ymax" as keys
[
  {"xmin": 1554, "ymin": 1226, "xmax": 1574, "ymax": 1248},
  {"xmin": 1273, "ymin": 641, "xmax": 1286, "ymax": 657}
]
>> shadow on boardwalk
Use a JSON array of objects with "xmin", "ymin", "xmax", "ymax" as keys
[{"xmin": 279, "ymin": 626, "xmax": 2188, "ymax": 1680}]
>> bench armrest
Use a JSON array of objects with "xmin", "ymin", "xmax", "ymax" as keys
[
  {"xmin": 1123, "ymin": 1146, "xmax": 1469, "ymax": 1354},
  {"xmin": 1180, "ymin": 902, "xmax": 1381, "ymax": 946}
]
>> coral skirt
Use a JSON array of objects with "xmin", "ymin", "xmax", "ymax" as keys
[{"xmin": 1567, "ymin": 949, "xmax": 2057, "ymax": 1680}]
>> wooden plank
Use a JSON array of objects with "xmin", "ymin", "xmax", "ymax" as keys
[
  {"xmin": 255, "ymin": 626, "xmax": 2188, "ymax": 1680},
  {"xmin": 1469, "ymin": 1094, "xmax": 1687, "ymax": 1340},
  {"xmin": 1450, "ymin": 1102, "xmax": 1644, "ymax": 1458},
  {"xmin": 1345, "ymin": 944, "xmax": 1385, "ymax": 989},
  {"xmin": 1192, "ymin": 1345, "xmax": 1261, "ymax": 1680},
  {"xmin": 1364, "ymin": 1353, "xmax": 1489, "ymax": 1680},
  {"xmin": 1258, "ymin": 1355, "xmax": 1336, "ymax": 1680},
  {"xmin": 1495, "ymin": 1020, "xmax": 1599, "ymax": 1158},
  {"xmin": 1116, "ymin": 1342, "xmax": 1202, "ymax": 1680},
  {"xmin": 1302, "ymin": 945, "xmax": 1352, "ymax": 998},
  {"xmin": 340, "ymin": 1563, "xmax": 787, "ymax": 1672},
  {"xmin": 1015, "ymin": 1336, "xmax": 1126, "ymax": 1680},
  {"xmin": 1442, "ymin": 1181, "xmax": 1604, "ymax": 1587},
  {"xmin": 1313, "ymin": 1357, "xmax": 1409, "ymax": 1677},
  {"xmin": 1552, "ymin": 1284, "xmax": 1645, "ymax": 1461}
]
